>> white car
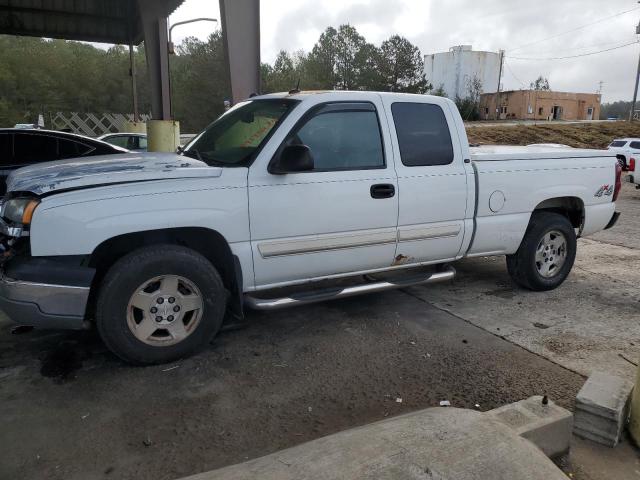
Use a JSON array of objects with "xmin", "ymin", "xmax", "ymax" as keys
[
  {"xmin": 607, "ymin": 138, "xmax": 640, "ymax": 170},
  {"xmin": 0, "ymin": 91, "xmax": 621, "ymax": 364},
  {"xmin": 98, "ymin": 132, "xmax": 147, "ymax": 151}
]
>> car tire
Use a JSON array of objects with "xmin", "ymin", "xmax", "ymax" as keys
[
  {"xmin": 96, "ymin": 245, "xmax": 227, "ymax": 365},
  {"xmin": 506, "ymin": 212, "xmax": 577, "ymax": 291}
]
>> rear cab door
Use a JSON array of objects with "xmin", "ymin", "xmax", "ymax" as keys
[{"xmin": 380, "ymin": 94, "xmax": 473, "ymax": 265}]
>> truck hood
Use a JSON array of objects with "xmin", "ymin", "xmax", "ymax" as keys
[{"xmin": 6, "ymin": 152, "xmax": 222, "ymax": 195}]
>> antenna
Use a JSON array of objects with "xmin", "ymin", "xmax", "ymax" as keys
[{"xmin": 288, "ymin": 78, "xmax": 301, "ymax": 94}]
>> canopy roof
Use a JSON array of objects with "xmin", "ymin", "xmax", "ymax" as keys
[{"xmin": 0, "ymin": 0, "xmax": 184, "ymax": 44}]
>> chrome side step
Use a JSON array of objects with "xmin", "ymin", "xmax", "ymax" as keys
[{"xmin": 244, "ymin": 265, "xmax": 456, "ymax": 311}]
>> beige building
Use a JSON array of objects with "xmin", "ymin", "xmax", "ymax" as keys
[{"xmin": 479, "ymin": 90, "xmax": 601, "ymax": 121}]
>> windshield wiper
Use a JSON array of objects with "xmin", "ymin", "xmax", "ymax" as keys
[{"xmin": 182, "ymin": 148, "xmax": 203, "ymax": 161}]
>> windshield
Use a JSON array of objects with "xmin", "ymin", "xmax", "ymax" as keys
[
  {"xmin": 609, "ymin": 140, "xmax": 627, "ymax": 148},
  {"xmin": 182, "ymin": 99, "xmax": 298, "ymax": 166}
]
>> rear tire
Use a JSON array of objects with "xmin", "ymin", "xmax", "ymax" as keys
[
  {"xmin": 96, "ymin": 245, "xmax": 227, "ymax": 365},
  {"xmin": 506, "ymin": 212, "xmax": 576, "ymax": 291}
]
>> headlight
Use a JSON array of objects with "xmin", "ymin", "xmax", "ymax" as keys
[{"xmin": 2, "ymin": 198, "xmax": 40, "ymax": 225}]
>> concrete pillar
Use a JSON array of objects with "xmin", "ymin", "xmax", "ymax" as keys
[
  {"xmin": 137, "ymin": 0, "xmax": 172, "ymax": 121},
  {"xmin": 137, "ymin": 0, "xmax": 176, "ymax": 151},
  {"xmin": 629, "ymin": 365, "xmax": 640, "ymax": 444},
  {"xmin": 219, "ymin": 0, "xmax": 261, "ymax": 104}
]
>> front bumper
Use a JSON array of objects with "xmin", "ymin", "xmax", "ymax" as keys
[{"xmin": 0, "ymin": 257, "xmax": 95, "ymax": 330}]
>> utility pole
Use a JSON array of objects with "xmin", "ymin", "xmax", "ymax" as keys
[
  {"xmin": 629, "ymin": 4, "xmax": 640, "ymax": 121},
  {"xmin": 496, "ymin": 49, "xmax": 504, "ymax": 120}
]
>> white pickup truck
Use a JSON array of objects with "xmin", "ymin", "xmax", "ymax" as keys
[{"xmin": 0, "ymin": 92, "xmax": 621, "ymax": 364}]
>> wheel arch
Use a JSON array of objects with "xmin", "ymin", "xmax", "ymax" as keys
[
  {"xmin": 533, "ymin": 196, "xmax": 585, "ymax": 233},
  {"xmin": 88, "ymin": 227, "xmax": 243, "ymax": 318}
]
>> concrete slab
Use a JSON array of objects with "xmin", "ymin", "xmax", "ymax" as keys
[
  {"xmin": 574, "ymin": 371, "xmax": 633, "ymax": 447},
  {"xmin": 180, "ymin": 408, "xmax": 568, "ymax": 480},
  {"xmin": 576, "ymin": 372, "xmax": 633, "ymax": 421},
  {"xmin": 486, "ymin": 395, "xmax": 572, "ymax": 458}
]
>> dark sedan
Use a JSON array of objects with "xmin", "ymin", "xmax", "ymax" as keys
[{"xmin": 0, "ymin": 129, "xmax": 128, "ymax": 194}]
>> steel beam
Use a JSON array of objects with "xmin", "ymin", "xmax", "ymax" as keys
[
  {"xmin": 137, "ymin": 0, "xmax": 172, "ymax": 120},
  {"xmin": 219, "ymin": 0, "xmax": 261, "ymax": 104}
]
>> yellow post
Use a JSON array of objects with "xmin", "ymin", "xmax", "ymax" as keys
[
  {"xmin": 146, "ymin": 120, "xmax": 180, "ymax": 153},
  {"xmin": 124, "ymin": 121, "xmax": 147, "ymax": 134},
  {"xmin": 629, "ymin": 365, "xmax": 640, "ymax": 444}
]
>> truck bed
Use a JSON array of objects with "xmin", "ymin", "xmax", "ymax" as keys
[
  {"xmin": 470, "ymin": 145, "xmax": 616, "ymax": 162},
  {"xmin": 466, "ymin": 144, "xmax": 617, "ymax": 258}
]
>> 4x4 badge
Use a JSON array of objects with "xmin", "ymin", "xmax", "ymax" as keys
[{"xmin": 594, "ymin": 185, "xmax": 614, "ymax": 197}]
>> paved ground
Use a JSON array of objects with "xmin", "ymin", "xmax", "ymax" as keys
[
  {"xmin": 0, "ymin": 293, "xmax": 584, "ymax": 480},
  {"xmin": 410, "ymin": 182, "xmax": 640, "ymax": 381},
  {"xmin": 0, "ymin": 184, "xmax": 638, "ymax": 480}
]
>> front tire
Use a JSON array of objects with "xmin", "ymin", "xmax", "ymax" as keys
[
  {"xmin": 96, "ymin": 245, "xmax": 227, "ymax": 365},
  {"xmin": 506, "ymin": 212, "xmax": 577, "ymax": 291}
]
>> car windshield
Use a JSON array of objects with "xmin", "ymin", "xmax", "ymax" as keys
[
  {"xmin": 609, "ymin": 140, "xmax": 627, "ymax": 147},
  {"xmin": 182, "ymin": 99, "xmax": 298, "ymax": 166}
]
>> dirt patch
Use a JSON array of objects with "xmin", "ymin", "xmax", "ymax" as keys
[{"xmin": 466, "ymin": 121, "xmax": 640, "ymax": 149}]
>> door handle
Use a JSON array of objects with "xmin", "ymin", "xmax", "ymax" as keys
[{"xmin": 370, "ymin": 183, "xmax": 395, "ymax": 199}]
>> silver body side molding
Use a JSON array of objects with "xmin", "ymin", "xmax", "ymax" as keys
[{"xmin": 244, "ymin": 265, "xmax": 456, "ymax": 310}]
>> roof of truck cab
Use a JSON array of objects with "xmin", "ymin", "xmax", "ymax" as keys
[
  {"xmin": 471, "ymin": 145, "xmax": 615, "ymax": 161},
  {"xmin": 253, "ymin": 91, "xmax": 448, "ymax": 102}
]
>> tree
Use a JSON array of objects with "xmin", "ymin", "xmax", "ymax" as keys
[
  {"xmin": 306, "ymin": 27, "xmax": 339, "ymax": 89},
  {"xmin": 171, "ymin": 32, "xmax": 231, "ymax": 132},
  {"xmin": 431, "ymin": 84, "xmax": 447, "ymax": 97},
  {"xmin": 455, "ymin": 75, "xmax": 483, "ymax": 120},
  {"xmin": 530, "ymin": 76, "xmax": 550, "ymax": 91},
  {"xmin": 376, "ymin": 35, "xmax": 430, "ymax": 93},
  {"xmin": 333, "ymin": 25, "xmax": 367, "ymax": 90}
]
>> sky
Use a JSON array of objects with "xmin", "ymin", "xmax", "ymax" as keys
[{"xmin": 169, "ymin": 0, "xmax": 640, "ymax": 103}]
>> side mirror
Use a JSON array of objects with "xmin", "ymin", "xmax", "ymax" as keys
[{"xmin": 270, "ymin": 144, "xmax": 314, "ymax": 174}]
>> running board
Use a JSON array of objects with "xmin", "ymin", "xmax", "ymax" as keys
[{"xmin": 244, "ymin": 265, "xmax": 456, "ymax": 311}]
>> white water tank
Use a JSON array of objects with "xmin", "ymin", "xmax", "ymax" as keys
[{"xmin": 424, "ymin": 45, "xmax": 502, "ymax": 100}]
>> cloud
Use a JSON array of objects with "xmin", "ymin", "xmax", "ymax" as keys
[{"xmin": 172, "ymin": 0, "xmax": 639, "ymax": 102}]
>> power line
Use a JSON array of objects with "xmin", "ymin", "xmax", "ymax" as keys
[
  {"xmin": 504, "ymin": 61, "xmax": 526, "ymax": 87},
  {"xmin": 510, "ymin": 6, "xmax": 640, "ymax": 53},
  {"xmin": 508, "ymin": 40, "xmax": 638, "ymax": 61},
  {"xmin": 516, "ymin": 37, "xmax": 637, "ymax": 56}
]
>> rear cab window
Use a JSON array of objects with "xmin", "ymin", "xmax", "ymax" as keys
[
  {"xmin": 390, "ymin": 102, "xmax": 454, "ymax": 166},
  {"xmin": 629, "ymin": 141, "xmax": 640, "ymax": 150},
  {"xmin": 609, "ymin": 140, "xmax": 627, "ymax": 148}
]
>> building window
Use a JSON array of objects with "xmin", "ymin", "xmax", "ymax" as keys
[
  {"xmin": 538, "ymin": 107, "xmax": 544, "ymax": 115},
  {"xmin": 528, "ymin": 105, "xmax": 533, "ymax": 114},
  {"xmin": 484, "ymin": 107, "xmax": 489, "ymax": 114},
  {"xmin": 500, "ymin": 106, "xmax": 507, "ymax": 114}
]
